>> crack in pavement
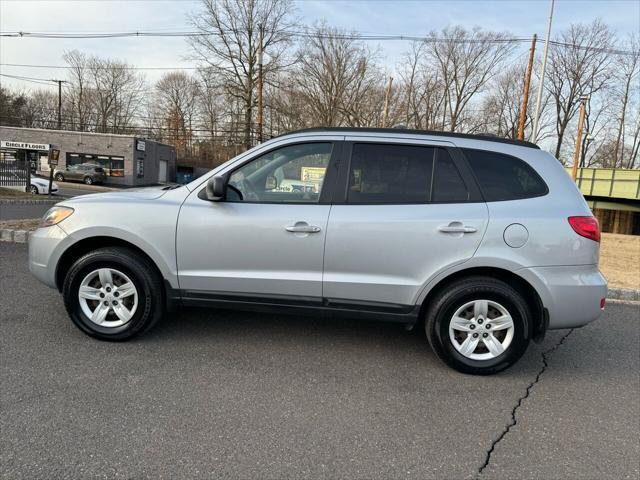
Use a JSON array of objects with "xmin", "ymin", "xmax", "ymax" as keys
[{"xmin": 476, "ymin": 329, "xmax": 575, "ymax": 479}]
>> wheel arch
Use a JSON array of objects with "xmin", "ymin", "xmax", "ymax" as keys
[
  {"xmin": 55, "ymin": 236, "xmax": 166, "ymax": 294},
  {"xmin": 417, "ymin": 266, "xmax": 546, "ymax": 341}
]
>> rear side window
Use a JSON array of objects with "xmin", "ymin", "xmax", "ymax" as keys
[
  {"xmin": 348, "ymin": 144, "xmax": 433, "ymax": 203},
  {"xmin": 462, "ymin": 149, "xmax": 548, "ymax": 201},
  {"xmin": 432, "ymin": 149, "xmax": 469, "ymax": 202},
  {"xmin": 94, "ymin": 167, "xmax": 104, "ymax": 173},
  {"xmin": 347, "ymin": 144, "xmax": 469, "ymax": 204}
]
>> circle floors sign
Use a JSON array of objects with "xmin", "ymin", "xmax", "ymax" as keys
[{"xmin": 1, "ymin": 141, "xmax": 51, "ymax": 151}]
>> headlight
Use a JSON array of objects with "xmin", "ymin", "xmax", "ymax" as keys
[{"xmin": 39, "ymin": 206, "xmax": 74, "ymax": 228}]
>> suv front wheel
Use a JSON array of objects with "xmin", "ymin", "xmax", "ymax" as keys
[
  {"xmin": 425, "ymin": 276, "xmax": 531, "ymax": 375},
  {"xmin": 62, "ymin": 247, "xmax": 164, "ymax": 341}
]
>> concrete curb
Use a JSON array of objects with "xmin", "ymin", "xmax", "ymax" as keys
[
  {"xmin": 607, "ymin": 288, "xmax": 640, "ymax": 302},
  {"xmin": 0, "ymin": 229, "xmax": 31, "ymax": 243},
  {"xmin": 0, "ymin": 198, "xmax": 59, "ymax": 205}
]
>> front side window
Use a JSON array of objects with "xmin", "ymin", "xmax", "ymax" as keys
[
  {"xmin": 227, "ymin": 143, "xmax": 332, "ymax": 203},
  {"xmin": 463, "ymin": 148, "xmax": 548, "ymax": 201}
]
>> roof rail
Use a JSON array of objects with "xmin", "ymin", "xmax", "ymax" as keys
[{"xmin": 278, "ymin": 127, "xmax": 540, "ymax": 149}]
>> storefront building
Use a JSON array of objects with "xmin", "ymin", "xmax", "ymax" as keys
[{"xmin": 0, "ymin": 126, "xmax": 176, "ymax": 186}]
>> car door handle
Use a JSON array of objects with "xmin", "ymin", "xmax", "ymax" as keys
[
  {"xmin": 285, "ymin": 224, "xmax": 321, "ymax": 233},
  {"xmin": 438, "ymin": 223, "xmax": 477, "ymax": 234}
]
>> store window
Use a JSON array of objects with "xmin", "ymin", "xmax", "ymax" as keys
[{"xmin": 66, "ymin": 153, "xmax": 125, "ymax": 177}]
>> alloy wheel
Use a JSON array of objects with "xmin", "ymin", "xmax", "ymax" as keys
[
  {"xmin": 78, "ymin": 268, "xmax": 138, "ymax": 328},
  {"xmin": 448, "ymin": 299, "xmax": 515, "ymax": 361}
]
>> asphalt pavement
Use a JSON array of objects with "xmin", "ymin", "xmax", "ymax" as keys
[
  {"xmin": 1, "ymin": 243, "xmax": 638, "ymax": 479},
  {"xmin": 0, "ymin": 203, "xmax": 53, "ymax": 221}
]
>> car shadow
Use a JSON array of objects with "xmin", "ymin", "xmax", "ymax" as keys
[{"xmin": 138, "ymin": 306, "xmax": 551, "ymax": 379}]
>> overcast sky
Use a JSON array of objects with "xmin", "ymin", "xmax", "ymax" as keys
[{"xmin": 1, "ymin": 0, "xmax": 639, "ymax": 92}]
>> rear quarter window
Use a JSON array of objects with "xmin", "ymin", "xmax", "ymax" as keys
[{"xmin": 462, "ymin": 148, "xmax": 548, "ymax": 201}]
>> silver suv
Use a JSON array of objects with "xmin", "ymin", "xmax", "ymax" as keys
[
  {"xmin": 29, "ymin": 128, "xmax": 607, "ymax": 374},
  {"xmin": 54, "ymin": 163, "xmax": 106, "ymax": 185}
]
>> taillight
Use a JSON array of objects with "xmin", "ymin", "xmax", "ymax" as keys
[{"xmin": 568, "ymin": 216, "xmax": 600, "ymax": 242}]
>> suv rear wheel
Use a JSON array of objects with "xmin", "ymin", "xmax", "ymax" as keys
[
  {"xmin": 62, "ymin": 247, "xmax": 164, "ymax": 341},
  {"xmin": 84, "ymin": 176, "xmax": 93, "ymax": 185},
  {"xmin": 425, "ymin": 276, "xmax": 531, "ymax": 375}
]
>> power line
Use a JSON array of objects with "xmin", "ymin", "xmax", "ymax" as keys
[
  {"xmin": 0, "ymin": 29, "xmax": 530, "ymax": 42},
  {"xmin": 1, "ymin": 62, "xmax": 199, "ymax": 71},
  {"xmin": 0, "ymin": 73, "xmax": 59, "ymax": 86},
  {"xmin": 1, "ymin": 28, "xmax": 635, "ymax": 55}
]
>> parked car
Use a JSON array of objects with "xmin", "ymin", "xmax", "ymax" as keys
[
  {"xmin": 29, "ymin": 175, "xmax": 59, "ymax": 195},
  {"xmin": 28, "ymin": 128, "xmax": 607, "ymax": 374},
  {"xmin": 0, "ymin": 171, "xmax": 58, "ymax": 194},
  {"xmin": 54, "ymin": 164, "xmax": 106, "ymax": 185}
]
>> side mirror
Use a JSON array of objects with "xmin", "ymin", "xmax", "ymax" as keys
[{"xmin": 206, "ymin": 175, "xmax": 227, "ymax": 201}]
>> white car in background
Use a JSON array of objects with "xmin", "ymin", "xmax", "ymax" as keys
[
  {"xmin": 0, "ymin": 172, "xmax": 58, "ymax": 195},
  {"xmin": 29, "ymin": 176, "xmax": 59, "ymax": 195}
]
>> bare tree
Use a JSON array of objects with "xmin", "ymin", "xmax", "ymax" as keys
[
  {"xmin": 63, "ymin": 50, "xmax": 94, "ymax": 131},
  {"xmin": 88, "ymin": 57, "xmax": 146, "ymax": 134},
  {"xmin": 293, "ymin": 23, "xmax": 382, "ymax": 127},
  {"xmin": 546, "ymin": 20, "xmax": 616, "ymax": 160},
  {"xmin": 22, "ymin": 89, "xmax": 59, "ymax": 129},
  {"xmin": 425, "ymin": 26, "xmax": 516, "ymax": 132},
  {"xmin": 398, "ymin": 42, "xmax": 446, "ymax": 130},
  {"xmin": 477, "ymin": 65, "xmax": 526, "ymax": 138},
  {"xmin": 153, "ymin": 72, "xmax": 200, "ymax": 159},
  {"xmin": 188, "ymin": 0, "xmax": 295, "ymax": 148},
  {"xmin": 612, "ymin": 34, "xmax": 640, "ymax": 167}
]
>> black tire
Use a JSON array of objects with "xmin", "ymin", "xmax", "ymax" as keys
[
  {"xmin": 84, "ymin": 176, "xmax": 93, "ymax": 185},
  {"xmin": 425, "ymin": 276, "xmax": 531, "ymax": 375},
  {"xmin": 62, "ymin": 247, "xmax": 165, "ymax": 341},
  {"xmin": 30, "ymin": 185, "xmax": 39, "ymax": 195},
  {"xmin": 54, "ymin": 173, "xmax": 64, "ymax": 182}
]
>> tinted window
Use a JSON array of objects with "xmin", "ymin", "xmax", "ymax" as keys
[
  {"xmin": 347, "ymin": 144, "xmax": 435, "ymax": 203},
  {"xmin": 432, "ymin": 149, "xmax": 469, "ymax": 202},
  {"xmin": 463, "ymin": 149, "xmax": 548, "ymax": 201},
  {"xmin": 227, "ymin": 143, "xmax": 332, "ymax": 203},
  {"xmin": 346, "ymin": 144, "xmax": 470, "ymax": 204}
]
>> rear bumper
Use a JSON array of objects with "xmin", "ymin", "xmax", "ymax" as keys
[{"xmin": 518, "ymin": 265, "xmax": 607, "ymax": 329}]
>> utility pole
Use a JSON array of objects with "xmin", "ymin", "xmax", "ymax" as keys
[
  {"xmin": 530, "ymin": 0, "xmax": 554, "ymax": 143},
  {"xmin": 382, "ymin": 76, "xmax": 393, "ymax": 128},
  {"xmin": 517, "ymin": 34, "xmax": 537, "ymax": 141},
  {"xmin": 571, "ymin": 96, "xmax": 589, "ymax": 181},
  {"xmin": 51, "ymin": 80, "xmax": 66, "ymax": 130},
  {"xmin": 256, "ymin": 23, "xmax": 264, "ymax": 143}
]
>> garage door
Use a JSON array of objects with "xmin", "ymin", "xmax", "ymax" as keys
[{"xmin": 158, "ymin": 160, "xmax": 167, "ymax": 183}]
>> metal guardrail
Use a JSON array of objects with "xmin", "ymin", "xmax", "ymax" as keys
[{"xmin": 567, "ymin": 167, "xmax": 640, "ymax": 201}]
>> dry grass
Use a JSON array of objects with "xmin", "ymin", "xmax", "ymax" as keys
[
  {"xmin": 0, "ymin": 218, "xmax": 40, "ymax": 231},
  {"xmin": 0, "ymin": 187, "xmax": 32, "ymax": 199},
  {"xmin": 600, "ymin": 233, "xmax": 640, "ymax": 290}
]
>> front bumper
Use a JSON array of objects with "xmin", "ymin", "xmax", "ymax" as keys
[
  {"xmin": 518, "ymin": 265, "xmax": 607, "ymax": 330},
  {"xmin": 28, "ymin": 225, "xmax": 68, "ymax": 289}
]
